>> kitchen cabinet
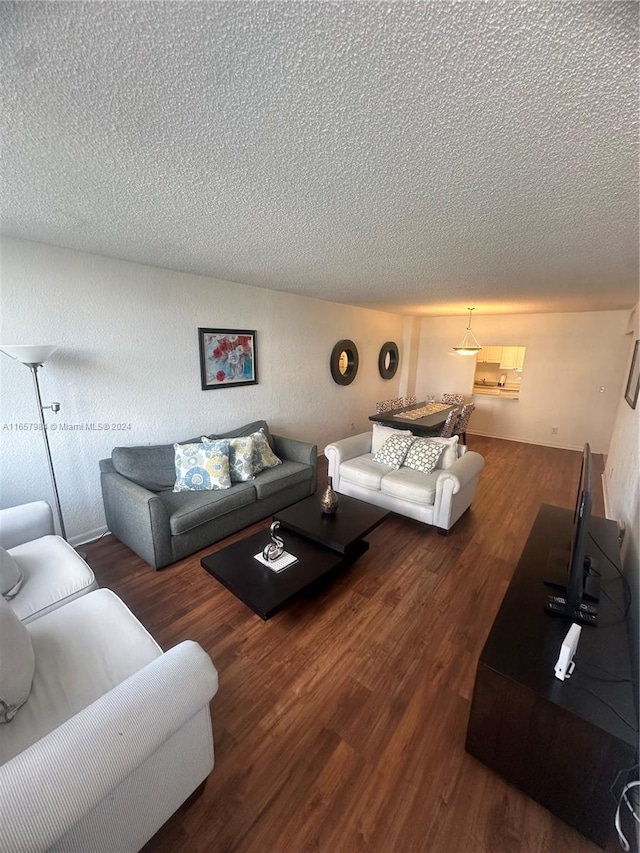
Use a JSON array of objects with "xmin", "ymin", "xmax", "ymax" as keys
[
  {"xmin": 477, "ymin": 346, "xmax": 503, "ymax": 363},
  {"xmin": 500, "ymin": 346, "xmax": 526, "ymax": 370}
]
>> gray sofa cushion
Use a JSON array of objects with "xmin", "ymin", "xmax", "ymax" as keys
[
  {"xmin": 208, "ymin": 419, "xmax": 275, "ymax": 449},
  {"xmin": 112, "ymin": 444, "xmax": 175, "ymax": 492},
  {"xmin": 112, "ymin": 420, "xmax": 275, "ymax": 492},
  {"xmin": 158, "ymin": 482, "xmax": 257, "ymax": 536},
  {"xmin": 252, "ymin": 460, "xmax": 312, "ymax": 500}
]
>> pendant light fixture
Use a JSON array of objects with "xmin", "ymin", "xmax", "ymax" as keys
[{"xmin": 453, "ymin": 308, "xmax": 482, "ymax": 356}]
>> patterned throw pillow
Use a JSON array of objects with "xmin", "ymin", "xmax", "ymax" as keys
[
  {"xmin": 251, "ymin": 430, "xmax": 282, "ymax": 474},
  {"xmin": 371, "ymin": 423, "xmax": 413, "ymax": 455},
  {"xmin": 403, "ymin": 439, "xmax": 444, "ymax": 474},
  {"xmin": 173, "ymin": 441, "xmax": 231, "ymax": 492},
  {"xmin": 372, "ymin": 434, "xmax": 415, "ymax": 469},
  {"xmin": 426, "ymin": 435, "xmax": 459, "ymax": 469},
  {"xmin": 202, "ymin": 435, "xmax": 255, "ymax": 482}
]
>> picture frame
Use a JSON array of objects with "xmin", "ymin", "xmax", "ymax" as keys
[
  {"xmin": 624, "ymin": 339, "xmax": 639, "ymax": 410},
  {"xmin": 198, "ymin": 328, "xmax": 258, "ymax": 390}
]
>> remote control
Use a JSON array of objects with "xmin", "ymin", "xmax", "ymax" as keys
[
  {"xmin": 546, "ymin": 598, "xmax": 598, "ymax": 625},
  {"xmin": 548, "ymin": 595, "xmax": 597, "ymax": 616}
]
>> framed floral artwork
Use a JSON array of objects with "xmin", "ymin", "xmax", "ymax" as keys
[{"xmin": 198, "ymin": 328, "xmax": 258, "ymax": 390}]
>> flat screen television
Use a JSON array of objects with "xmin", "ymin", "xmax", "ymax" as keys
[{"xmin": 544, "ymin": 443, "xmax": 599, "ymax": 626}]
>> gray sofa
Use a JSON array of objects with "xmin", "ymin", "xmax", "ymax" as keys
[{"xmin": 99, "ymin": 420, "xmax": 317, "ymax": 569}]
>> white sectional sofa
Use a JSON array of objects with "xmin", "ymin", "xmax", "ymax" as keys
[
  {"xmin": 325, "ymin": 426, "xmax": 485, "ymax": 533},
  {"xmin": 0, "ymin": 503, "xmax": 219, "ymax": 852},
  {"xmin": 0, "ymin": 501, "xmax": 98, "ymax": 623}
]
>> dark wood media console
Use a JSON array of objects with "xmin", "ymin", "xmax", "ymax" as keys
[{"xmin": 466, "ymin": 504, "xmax": 637, "ymax": 848}]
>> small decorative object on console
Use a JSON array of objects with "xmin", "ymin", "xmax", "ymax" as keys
[{"xmin": 320, "ymin": 477, "xmax": 339, "ymax": 514}]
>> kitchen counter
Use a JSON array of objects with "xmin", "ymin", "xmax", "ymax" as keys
[{"xmin": 473, "ymin": 384, "xmax": 520, "ymax": 399}]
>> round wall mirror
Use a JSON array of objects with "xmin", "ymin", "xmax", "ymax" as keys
[
  {"xmin": 330, "ymin": 339, "xmax": 359, "ymax": 385},
  {"xmin": 378, "ymin": 341, "xmax": 399, "ymax": 379}
]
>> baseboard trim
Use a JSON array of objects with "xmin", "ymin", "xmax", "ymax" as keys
[
  {"xmin": 70, "ymin": 525, "xmax": 109, "ymax": 548},
  {"xmin": 467, "ymin": 431, "xmax": 603, "ymax": 454}
]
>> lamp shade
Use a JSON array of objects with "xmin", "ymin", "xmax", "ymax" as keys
[
  {"xmin": 0, "ymin": 345, "xmax": 58, "ymax": 365},
  {"xmin": 453, "ymin": 309, "xmax": 482, "ymax": 355}
]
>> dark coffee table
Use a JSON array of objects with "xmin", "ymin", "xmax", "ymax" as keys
[
  {"xmin": 274, "ymin": 493, "xmax": 389, "ymax": 555},
  {"xmin": 200, "ymin": 494, "xmax": 388, "ymax": 620}
]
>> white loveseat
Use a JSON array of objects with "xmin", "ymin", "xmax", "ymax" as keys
[
  {"xmin": 0, "ymin": 504, "xmax": 219, "ymax": 852},
  {"xmin": 325, "ymin": 427, "xmax": 485, "ymax": 533}
]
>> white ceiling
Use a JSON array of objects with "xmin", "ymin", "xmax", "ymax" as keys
[{"xmin": 1, "ymin": 1, "xmax": 638, "ymax": 317}]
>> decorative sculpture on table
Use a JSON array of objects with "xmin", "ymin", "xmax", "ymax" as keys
[
  {"xmin": 256, "ymin": 521, "xmax": 298, "ymax": 571},
  {"xmin": 262, "ymin": 521, "xmax": 285, "ymax": 562},
  {"xmin": 320, "ymin": 477, "xmax": 339, "ymax": 515}
]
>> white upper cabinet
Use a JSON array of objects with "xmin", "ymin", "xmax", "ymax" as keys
[
  {"xmin": 477, "ymin": 345, "xmax": 503, "ymax": 363},
  {"xmin": 500, "ymin": 346, "xmax": 526, "ymax": 369}
]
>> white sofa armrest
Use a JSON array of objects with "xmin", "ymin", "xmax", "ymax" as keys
[
  {"xmin": 324, "ymin": 432, "xmax": 373, "ymax": 490},
  {"xmin": 1, "ymin": 640, "xmax": 218, "ymax": 853},
  {"xmin": 435, "ymin": 450, "xmax": 485, "ymax": 495},
  {"xmin": 433, "ymin": 450, "xmax": 485, "ymax": 530},
  {"xmin": 0, "ymin": 501, "xmax": 54, "ymax": 550}
]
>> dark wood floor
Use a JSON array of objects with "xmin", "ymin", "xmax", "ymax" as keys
[{"xmin": 84, "ymin": 436, "xmax": 615, "ymax": 853}]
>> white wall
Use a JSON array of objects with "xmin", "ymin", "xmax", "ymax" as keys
[
  {"xmin": 415, "ymin": 311, "xmax": 630, "ymax": 453},
  {"xmin": 0, "ymin": 237, "xmax": 403, "ymax": 542}
]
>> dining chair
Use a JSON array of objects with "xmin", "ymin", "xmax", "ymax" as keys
[
  {"xmin": 389, "ymin": 398, "xmax": 404, "ymax": 410},
  {"xmin": 404, "ymin": 395, "xmax": 417, "ymax": 407},
  {"xmin": 453, "ymin": 403, "xmax": 475, "ymax": 445},
  {"xmin": 375, "ymin": 400, "xmax": 392, "ymax": 414},
  {"xmin": 439, "ymin": 407, "xmax": 462, "ymax": 438},
  {"xmin": 442, "ymin": 393, "xmax": 465, "ymax": 406}
]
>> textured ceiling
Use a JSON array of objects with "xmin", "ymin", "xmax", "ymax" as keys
[{"xmin": 1, "ymin": 1, "xmax": 638, "ymax": 317}]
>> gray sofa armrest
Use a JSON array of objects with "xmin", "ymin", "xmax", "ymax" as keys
[
  {"xmin": 99, "ymin": 459, "xmax": 172, "ymax": 569},
  {"xmin": 272, "ymin": 434, "xmax": 317, "ymax": 466},
  {"xmin": 272, "ymin": 434, "xmax": 318, "ymax": 491}
]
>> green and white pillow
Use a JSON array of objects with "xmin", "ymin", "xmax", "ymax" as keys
[
  {"xmin": 372, "ymin": 434, "xmax": 415, "ymax": 469},
  {"xmin": 173, "ymin": 440, "xmax": 231, "ymax": 492},
  {"xmin": 202, "ymin": 435, "xmax": 255, "ymax": 482},
  {"xmin": 403, "ymin": 439, "xmax": 444, "ymax": 474},
  {"xmin": 251, "ymin": 429, "xmax": 282, "ymax": 474}
]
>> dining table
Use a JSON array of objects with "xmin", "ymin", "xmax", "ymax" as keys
[{"xmin": 368, "ymin": 400, "xmax": 456, "ymax": 438}]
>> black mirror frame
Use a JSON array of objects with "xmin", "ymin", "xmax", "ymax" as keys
[
  {"xmin": 378, "ymin": 341, "xmax": 399, "ymax": 380},
  {"xmin": 330, "ymin": 339, "xmax": 359, "ymax": 386}
]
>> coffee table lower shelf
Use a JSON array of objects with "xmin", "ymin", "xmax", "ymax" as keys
[{"xmin": 201, "ymin": 528, "xmax": 368, "ymax": 620}]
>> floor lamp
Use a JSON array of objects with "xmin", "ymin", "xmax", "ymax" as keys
[{"xmin": 0, "ymin": 344, "xmax": 67, "ymax": 540}]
